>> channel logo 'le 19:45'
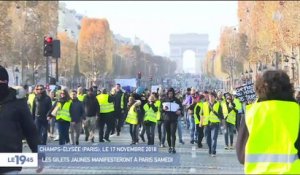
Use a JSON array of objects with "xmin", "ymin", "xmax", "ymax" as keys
[{"xmin": 8, "ymin": 155, "xmax": 33, "ymax": 165}]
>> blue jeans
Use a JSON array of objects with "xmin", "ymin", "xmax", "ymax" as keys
[
  {"xmin": 189, "ymin": 115, "xmax": 198, "ymax": 141},
  {"xmin": 157, "ymin": 121, "xmax": 166, "ymax": 144},
  {"xmin": 205, "ymin": 123, "xmax": 219, "ymax": 154},
  {"xmin": 57, "ymin": 120, "xmax": 70, "ymax": 145},
  {"xmin": 35, "ymin": 118, "xmax": 48, "ymax": 145},
  {"xmin": 177, "ymin": 117, "xmax": 183, "ymax": 141},
  {"xmin": 185, "ymin": 110, "xmax": 190, "ymax": 129},
  {"xmin": 224, "ymin": 123, "xmax": 235, "ymax": 146}
]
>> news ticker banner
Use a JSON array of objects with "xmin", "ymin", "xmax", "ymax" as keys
[
  {"xmin": 0, "ymin": 145, "xmax": 179, "ymax": 168},
  {"xmin": 39, "ymin": 145, "xmax": 180, "ymax": 167},
  {"xmin": 0, "ymin": 153, "xmax": 38, "ymax": 167}
]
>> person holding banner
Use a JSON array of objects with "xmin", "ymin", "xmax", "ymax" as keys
[
  {"xmin": 162, "ymin": 88, "xmax": 183, "ymax": 154},
  {"xmin": 236, "ymin": 70, "xmax": 300, "ymax": 174}
]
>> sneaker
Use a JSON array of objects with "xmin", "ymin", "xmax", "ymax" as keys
[
  {"xmin": 104, "ymin": 138, "xmax": 111, "ymax": 142},
  {"xmin": 99, "ymin": 139, "xmax": 105, "ymax": 142},
  {"xmin": 172, "ymin": 148, "xmax": 176, "ymax": 154},
  {"xmin": 54, "ymin": 136, "xmax": 59, "ymax": 141},
  {"xmin": 75, "ymin": 141, "xmax": 79, "ymax": 145},
  {"xmin": 111, "ymin": 131, "xmax": 115, "ymax": 135},
  {"xmin": 224, "ymin": 146, "xmax": 229, "ymax": 150},
  {"xmin": 229, "ymin": 145, "xmax": 234, "ymax": 150},
  {"xmin": 117, "ymin": 132, "xmax": 120, "ymax": 136},
  {"xmin": 190, "ymin": 140, "xmax": 194, "ymax": 144},
  {"xmin": 85, "ymin": 136, "xmax": 88, "ymax": 142},
  {"xmin": 211, "ymin": 154, "xmax": 216, "ymax": 157},
  {"xmin": 179, "ymin": 140, "xmax": 185, "ymax": 144},
  {"xmin": 197, "ymin": 143, "xmax": 203, "ymax": 148},
  {"xmin": 168, "ymin": 147, "xmax": 172, "ymax": 153},
  {"xmin": 130, "ymin": 142, "xmax": 137, "ymax": 145},
  {"xmin": 91, "ymin": 138, "xmax": 94, "ymax": 143},
  {"xmin": 160, "ymin": 144, "xmax": 166, "ymax": 148}
]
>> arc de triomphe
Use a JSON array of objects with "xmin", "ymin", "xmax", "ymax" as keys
[{"xmin": 169, "ymin": 33, "xmax": 209, "ymax": 74}]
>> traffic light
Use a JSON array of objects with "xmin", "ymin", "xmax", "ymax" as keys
[
  {"xmin": 44, "ymin": 36, "xmax": 53, "ymax": 57},
  {"xmin": 138, "ymin": 72, "xmax": 142, "ymax": 79}
]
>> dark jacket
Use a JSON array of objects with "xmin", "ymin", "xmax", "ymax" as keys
[
  {"xmin": 113, "ymin": 90, "xmax": 127, "ymax": 112},
  {"xmin": 161, "ymin": 97, "xmax": 183, "ymax": 121},
  {"xmin": 70, "ymin": 98, "xmax": 85, "ymax": 123},
  {"xmin": 0, "ymin": 88, "xmax": 40, "ymax": 173},
  {"xmin": 83, "ymin": 94, "xmax": 99, "ymax": 117},
  {"xmin": 32, "ymin": 92, "xmax": 52, "ymax": 120},
  {"xmin": 195, "ymin": 104, "xmax": 201, "ymax": 122}
]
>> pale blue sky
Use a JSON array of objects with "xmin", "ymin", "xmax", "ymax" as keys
[{"xmin": 62, "ymin": 1, "xmax": 238, "ymax": 56}]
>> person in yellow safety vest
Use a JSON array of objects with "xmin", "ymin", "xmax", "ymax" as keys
[
  {"xmin": 143, "ymin": 95, "xmax": 158, "ymax": 145},
  {"xmin": 156, "ymin": 93, "xmax": 166, "ymax": 147},
  {"xmin": 96, "ymin": 88, "xmax": 115, "ymax": 142},
  {"xmin": 232, "ymin": 91, "xmax": 243, "ymax": 131},
  {"xmin": 194, "ymin": 94, "xmax": 205, "ymax": 148},
  {"xmin": 77, "ymin": 86, "xmax": 86, "ymax": 102},
  {"xmin": 236, "ymin": 70, "xmax": 300, "ymax": 174},
  {"xmin": 125, "ymin": 96, "xmax": 141, "ymax": 145},
  {"xmin": 201, "ymin": 91, "xmax": 223, "ymax": 157},
  {"xmin": 27, "ymin": 86, "xmax": 37, "ymax": 115},
  {"xmin": 48, "ymin": 89, "xmax": 72, "ymax": 145},
  {"xmin": 222, "ymin": 93, "xmax": 238, "ymax": 150}
]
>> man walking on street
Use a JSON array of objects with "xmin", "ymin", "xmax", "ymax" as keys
[
  {"xmin": 82, "ymin": 87, "xmax": 99, "ymax": 143},
  {"xmin": 32, "ymin": 85, "xmax": 52, "ymax": 145},
  {"xmin": 111, "ymin": 84, "xmax": 127, "ymax": 136},
  {"xmin": 97, "ymin": 88, "xmax": 115, "ymax": 142},
  {"xmin": 70, "ymin": 90, "xmax": 85, "ymax": 145}
]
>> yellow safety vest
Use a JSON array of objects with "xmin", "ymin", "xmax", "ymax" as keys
[
  {"xmin": 202, "ymin": 102, "xmax": 209, "ymax": 126},
  {"xmin": 194, "ymin": 102, "xmax": 203, "ymax": 125},
  {"xmin": 222, "ymin": 102, "xmax": 236, "ymax": 125},
  {"xmin": 143, "ymin": 103, "xmax": 157, "ymax": 123},
  {"xmin": 77, "ymin": 94, "xmax": 86, "ymax": 102},
  {"xmin": 155, "ymin": 100, "xmax": 161, "ymax": 121},
  {"xmin": 96, "ymin": 94, "xmax": 114, "ymax": 113},
  {"xmin": 125, "ymin": 105, "xmax": 138, "ymax": 125},
  {"xmin": 121, "ymin": 93, "xmax": 125, "ymax": 109},
  {"xmin": 234, "ymin": 98, "xmax": 242, "ymax": 113},
  {"xmin": 56, "ymin": 100, "xmax": 72, "ymax": 122},
  {"xmin": 202, "ymin": 101, "xmax": 221, "ymax": 125},
  {"xmin": 27, "ymin": 93, "xmax": 35, "ymax": 113},
  {"xmin": 245, "ymin": 100, "xmax": 300, "ymax": 174}
]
